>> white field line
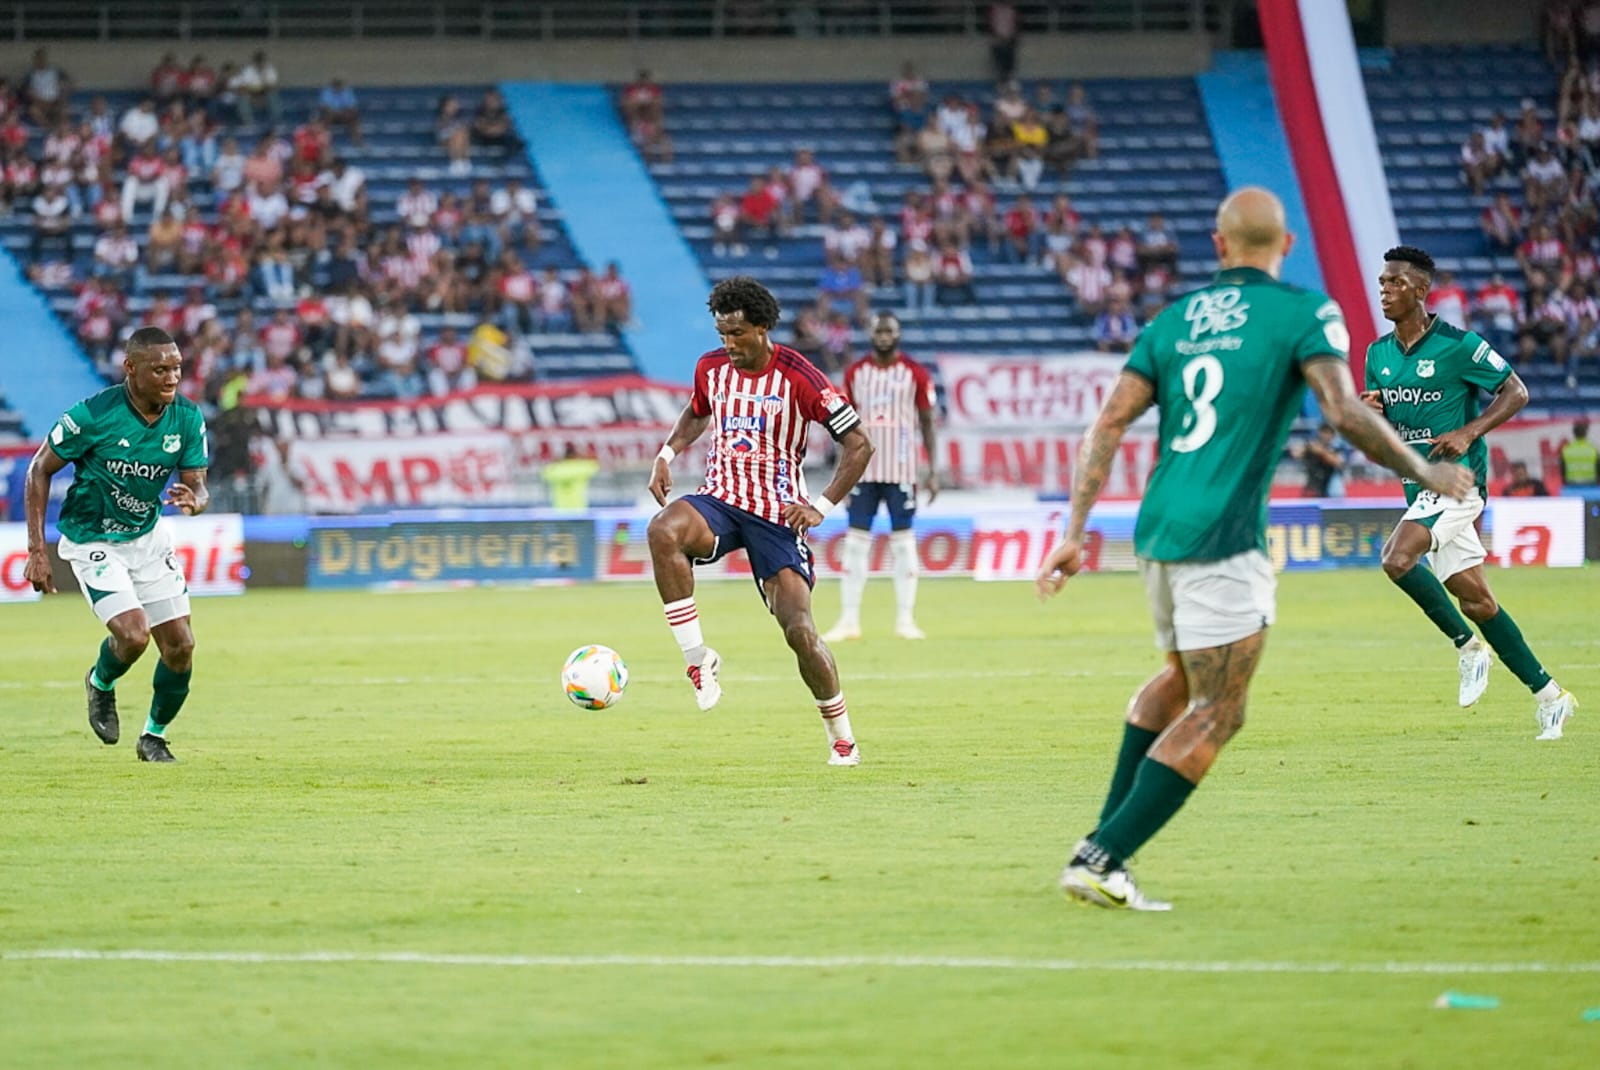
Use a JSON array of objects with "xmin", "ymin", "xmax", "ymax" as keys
[{"xmin": 3, "ymin": 949, "xmax": 1599, "ymax": 975}]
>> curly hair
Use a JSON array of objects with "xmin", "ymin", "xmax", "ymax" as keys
[
  {"xmin": 707, "ymin": 276, "xmax": 781, "ymax": 329},
  {"xmin": 1383, "ymin": 245, "xmax": 1435, "ymax": 277}
]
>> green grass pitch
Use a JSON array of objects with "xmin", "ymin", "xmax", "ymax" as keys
[{"xmin": 2, "ymin": 569, "xmax": 1598, "ymax": 1068}]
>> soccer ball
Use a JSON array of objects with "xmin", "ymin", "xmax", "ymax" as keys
[{"xmin": 562, "ymin": 644, "xmax": 629, "ymax": 709}]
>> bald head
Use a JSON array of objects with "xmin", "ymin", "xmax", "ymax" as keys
[
  {"xmin": 1212, "ymin": 187, "xmax": 1293, "ymax": 274},
  {"xmin": 1216, "ymin": 188, "xmax": 1286, "ymax": 250}
]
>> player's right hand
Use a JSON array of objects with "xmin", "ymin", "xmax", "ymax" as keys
[
  {"xmin": 1419, "ymin": 461, "xmax": 1474, "ymax": 501},
  {"xmin": 24, "ymin": 548, "xmax": 55, "ymax": 594},
  {"xmin": 1358, "ymin": 390, "xmax": 1384, "ymax": 413},
  {"xmin": 1034, "ymin": 538, "xmax": 1085, "ymax": 602},
  {"xmin": 648, "ymin": 458, "xmax": 672, "ymax": 506}
]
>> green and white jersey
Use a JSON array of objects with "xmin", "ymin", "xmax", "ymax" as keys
[
  {"xmin": 1127, "ymin": 266, "xmax": 1348, "ymax": 562},
  {"xmin": 47, "ymin": 385, "xmax": 208, "ymax": 544},
  {"xmin": 1364, "ymin": 319, "xmax": 1510, "ymax": 504}
]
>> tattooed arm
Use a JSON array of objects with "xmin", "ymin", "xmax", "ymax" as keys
[{"xmin": 1035, "ymin": 371, "xmax": 1155, "ymax": 599}]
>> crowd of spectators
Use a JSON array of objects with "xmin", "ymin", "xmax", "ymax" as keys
[
  {"xmin": 6, "ymin": 47, "xmax": 631, "ymax": 412},
  {"xmin": 1451, "ymin": 3, "xmax": 1600, "ymax": 387},
  {"xmin": 692, "ymin": 63, "xmax": 1181, "ymax": 373}
]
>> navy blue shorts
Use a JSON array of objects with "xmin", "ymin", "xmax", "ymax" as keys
[
  {"xmin": 685, "ymin": 493, "xmax": 815, "ymax": 607},
  {"xmin": 846, "ymin": 481, "xmax": 916, "ymax": 532}
]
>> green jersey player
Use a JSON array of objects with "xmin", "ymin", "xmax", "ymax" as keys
[
  {"xmin": 1364, "ymin": 245, "xmax": 1577, "ymax": 740},
  {"xmin": 1034, "ymin": 190, "xmax": 1472, "ymax": 911},
  {"xmin": 24, "ymin": 327, "xmax": 211, "ymax": 762}
]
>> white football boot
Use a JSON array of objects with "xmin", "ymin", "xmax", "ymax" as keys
[
  {"xmin": 1457, "ymin": 640, "xmax": 1492, "ymax": 708},
  {"xmin": 1535, "ymin": 689, "xmax": 1577, "ymax": 741},
  {"xmin": 686, "ymin": 648, "xmax": 722, "ymax": 711}
]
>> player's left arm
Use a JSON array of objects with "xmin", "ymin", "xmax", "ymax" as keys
[
  {"xmin": 166, "ymin": 468, "xmax": 210, "ymax": 516},
  {"xmin": 1036, "ymin": 371, "xmax": 1154, "ymax": 600},
  {"xmin": 914, "ymin": 363, "xmax": 939, "ymax": 502},
  {"xmin": 1430, "ymin": 343, "xmax": 1528, "ymax": 461}
]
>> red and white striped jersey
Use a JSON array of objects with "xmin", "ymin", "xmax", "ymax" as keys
[
  {"xmin": 691, "ymin": 344, "xmax": 861, "ymax": 524},
  {"xmin": 842, "ymin": 352, "xmax": 935, "ymax": 486}
]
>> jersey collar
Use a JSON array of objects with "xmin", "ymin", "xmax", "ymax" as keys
[
  {"xmin": 1395, "ymin": 314, "xmax": 1440, "ymax": 356},
  {"xmin": 120, "ymin": 384, "xmax": 167, "ymax": 428},
  {"xmin": 1211, "ymin": 265, "xmax": 1274, "ymax": 286}
]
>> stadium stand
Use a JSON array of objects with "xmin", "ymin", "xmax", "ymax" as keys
[
  {"xmin": 0, "ymin": 70, "xmax": 641, "ymax": 436},
  {"xmin": 1368, "ymin": 44, "xmax": 1599, "ymax": 409},
  {"xmin": 642, "ymin": 77, "xmax": 1226, "ymax": 369}
]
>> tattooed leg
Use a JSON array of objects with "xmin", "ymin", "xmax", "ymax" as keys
[{"xmin": 1149, "ymin": 631, "xmax": 1267, "ymax": 781}]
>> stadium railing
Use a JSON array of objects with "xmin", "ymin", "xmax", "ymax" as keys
[{"xmin": 0, "ymin": 0, "xmax": 1224, "ymax": 42}]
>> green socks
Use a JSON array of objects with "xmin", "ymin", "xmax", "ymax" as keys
[
  {"xmin": 1478, "ymin": 608, "xmax": 1553, "ymax": 694},
  {"xmin": 91, "ymin": 638, "xmax": 135, "ymax": 692},
  {"xmin": 1392, "ymin": 565, "xmax": 1475, "ymax": 648},
  {"xmin": 1099, "ymin": 724, "xmax": 1160, "ymax": 827},
  {"xmin": 1094, "ymin": 758, "xmax": 1196, "ymax": 868},
  {"xmin": 147, "ymin": 661, "xmax": 192, "ymax": 734}
]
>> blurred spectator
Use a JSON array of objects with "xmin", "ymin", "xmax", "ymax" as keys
[
  {"xmin": 710, "ymin": 191, "xmax": 742, "ymax": 256},
  {"xmin": 595, "ymin": 262, "xmax": 632, "ymax": 328},
  {"xmin": 1001, "ymin": 194, "xmax": 1040, "ymax": 264},
  {"xmin": 468, "ymin": 320, "xmax": 517, "ymax": 381},
  {"xmin": 916, "ymin": 114, "xmax": 955, "ymax": 184},
  {"xmin": 787, "ymin": 148, "xmax": 835, "ymax": 225},
  {"xmin": 30, "ymin": 182, "xmax": 72, "ymax": 260},
  {"xmin": 1066, "ymin": 254, "xmax": 1112, "ymax": 315},
  {"xmin": 902, "ymin": 245, "xmax": 936, "ymax": 316},
  {"xmin": 1561, "ymin": 419, "xmax": 1597, "ymax": 485},
  {"xmin": 93, "ymin": 223, "xmax": 138, "ymax": 287},
  {"xmin": 118, "ymin": 99, "xmax": 159, "ymax": 150},
  {"xmin": 255, "ymin": 249, "xmax": 297, "ymax": 304},
  {"xmin": 987, "ymin": 3, "xmax": 1020, "ymax": 82},
  {"xmin": 1523, "ymin": 143, "xmax": 1566, "ymax": 213},
  {"xmin": 318, "ymin": 77, "xmax": 362, "ymax": 146},
  {"xmin": 150, "ymin": 53, "xmax": 184, "ymax": 105},
  {"xmin": 819, "ymin": 310, "xmax": 853, "ymax": 376},
  {"xmin": 890, "ymin": 62, "xmax": 929, "ymax": 163},
  {"xmin": 792, "ymin": 301, "xmax": 828, "ymax": 355},
  {"xmin": 543, "ymin": 444, "xmax": 600, "ymax": 510},
  {"xmin": 1300, "ymin": 424, "xmax": 1346, "ymax": 498},
  {"xmin": 622, "ymin": 70, "xmax": 672, "ymax": 163},
  {"xmin": 249, "ymin": 351, "xmax": 298, "ymax": 400},
  {"xmin": 537, "ymin": 266, "xmax": 572, "ymax": 332},
  {"xmin": 232, "ymin": 50, "xmax": 281, "ymax": 125},
  {"xmin": 1481, "ymin": 191, "xmax": 1525, "ymax": 252},
  {"xmin": 1504, "ymin": 460, "xmax": 1550, "ymax": 496},
  {"xmin": 1009, "ymin": 108, "xmax": 1048, "ymax": 190},
  {"xmin": 436, "ymin": 95, "xmax": 472, "ymax": 175},
  {"xmin": 1425, "ymin": 270, "xmax": 1471, "ymax": 330},
  {"xmin": 426, "ymin": 326, "xmax": 474, "ymax": 395},
  {"xmin": 184, "ymin": 55, "xmax": 217, "ymax": 110},
  {"xmin": 818, "ymin": 253, "xmax": 868, "ymax": 322},
  {"xmin": 145, "ymin": 207, "xmax": 182, "ymax": 272},
  {"xmin": 1474, "ymin": 273, "xmax": 1522, "ymax": 353},
  {"xmin": 1518, "ymin": 221, "xmax": 1567, "ymax": 283},
  {"xmin": 490, "ymin": 177, "xmax": 539, "ymax": 251},
  {"xmin": 862, "ymin": 217, "xmax": 897, "ymax": 291},
  {"xmin": 471, "ymin": 88, "xmax": 516, "ymax": 149},
  {"xmin": 22, "ymin": 48, "xmax": 70, "ymax": 127},
  {"xmin": 1064, "ymin": 83, "xmax": 1099, "ymax": 160},
  {"xmin": 933, "ymin": 239, "xmax": 976, "ymax": 305},
  {"xmin": 1512, "ymin": 98, "xmax": 1544, "ymax": 164},
  {"xmin": 738, "ymin": 175, "xmax": 782, "ymax": 255},
  {"xmin": 1093, "ymin": 297, "xmax": 1139, "ymax": 353},
  {"xmin": 1460, "ymin": 131, "xmax": 1497, "ymax": 195}
]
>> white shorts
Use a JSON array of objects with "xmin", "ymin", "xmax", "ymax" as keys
[
  {"xmin": 1401, "ymin": 488, "xmax": 1485, "ymax": 582},
  {"xmin": 1139, "ymin": 549, "xmax": 1276, "ymax": 653},
  {"xmin": 58, "ymin": 522, "xmax": 191, "ymax": 627}
]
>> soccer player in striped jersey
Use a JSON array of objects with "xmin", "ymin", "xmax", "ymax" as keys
[
  {"xmin": 648, "ymin": 277, "xmax": 875, "ymax": 765},
  {"xmin": 822, "ymin": 312, "xmax": 939, "ymax": 641}
]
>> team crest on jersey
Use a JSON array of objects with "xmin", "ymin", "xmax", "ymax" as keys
[
  {"xmin": 1415, "ymin": 360, "xmax": 1435, "ymax": 379},
  {"xmin": 1184, "ymin": 288, "xmax": 1250, "ymax": 340},
  {"xmin": 761, "ymin": 394, "xmax": 783, "ymax": 415},
  {"xmin": 162, "ymin": 434, "xmax": 182, "ymax": 452}
]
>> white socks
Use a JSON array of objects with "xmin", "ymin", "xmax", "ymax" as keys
[
  {"xmin": 817, "ymin": 692, "xmax": 853, "ymax": 743},
  {"xmin": 890, "ymin": 529, "xmax": 918, "ymax": 625},
  {"xmin": 664, "ymin": 597, "xmax": 707, "ymax": 667},
  {"xmin": 1536, "ymin": 681, "xmax": 1563, "ymax": 703},
  {"xmin": 836, "ymin": 529, "xmax": 870, "ymax": 629}
]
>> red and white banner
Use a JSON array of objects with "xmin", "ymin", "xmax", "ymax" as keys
[
  {"xmin": 288, "ymin": 434, "xmax": 518, "ymax": 511},
  {"xmin": 0, "ymin": 513, "xmax": 245, "ymax": 604},
  {"xmin": 940, "ymin": 428, "xmax": 1160, "ymax": 497},
  {"xmin": 934, "ymin": 354, "xmax": 1156, "ymax": 493},
  {"xmin": 936, "ymin": 353, "xmax": 1132, "ymax": 428},
  {"xmin": 1259, "ymin": 0, "xmax": 1397, "ymax": 376}
]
